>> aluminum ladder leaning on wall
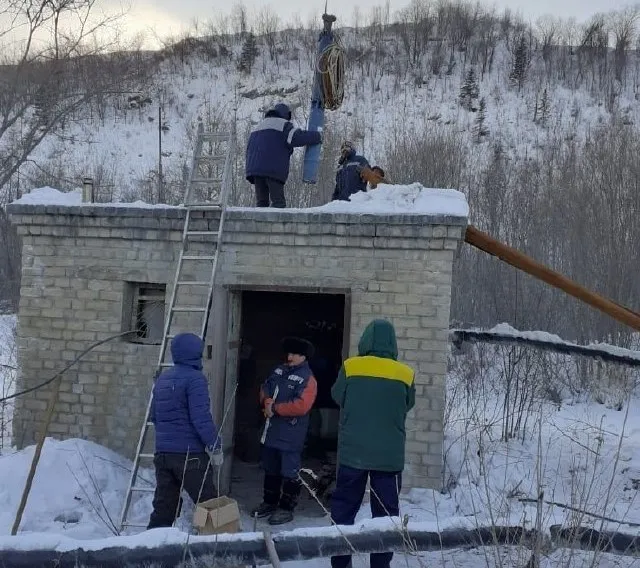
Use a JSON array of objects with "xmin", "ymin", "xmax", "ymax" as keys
[{"xmin": 118, "ymin": 121, "xmax": 236, "ymax": 532}]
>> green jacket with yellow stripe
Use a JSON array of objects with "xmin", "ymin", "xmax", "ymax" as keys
[{"xmin": 331, "ymin": 319, "xmax": 415, "ymax": 472}]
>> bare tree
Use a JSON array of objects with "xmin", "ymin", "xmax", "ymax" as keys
[
  {"xmin": 0, "ymin": 0, "xmax": 151, "ymax": 307},
  {"xmin": 230, "ymin": 1, "xmax": 248, "ymax": 37},
  {"xmin": 256, "ymin": 5, "xmax": 280, "ymax": 64},
  {"xmin": 396, "ymin": 0, "xmax": 432, "ymax": 69},
  {"xmin": 536, "ymin": 15, "xmax": 561, "ymax": 66},
  {"xmin": 608, "ymin": 6, "xmax": 640, "ymax": 82},
  {"xmin": 576, "ymin": 14, "xmax": 609, "ymax": 91},
  {"xmin": 476, "ymin": 8, "xmax": 499, "ymax": 78},
  {"xmin": 0, "ymin": 0, "xmax": 136, "ymax": 193},
  {"xmin": 351, "ymin": 5, "xmax": 361, "ymax": 31}
]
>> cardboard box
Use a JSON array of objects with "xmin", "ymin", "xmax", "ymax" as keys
[{"xmin": 193, "ymin": 496, "xmax": 241, "ymax": 535}]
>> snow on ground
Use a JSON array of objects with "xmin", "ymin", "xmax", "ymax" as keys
[
  {"xmin": 12, "ymin": 184, "xmax": 469, "ymax": 217},
  {"xmin": 2, "ymin": 407, "xmax": 639, "ymax": 568},
  {"xmin": 0, "ymin": 314, "xmax": 16, "ymax": 450},
  {"xmin": 1, "ymin": 330, "xmax": 639, "ymax": 566},
  {"xmin": 0, "ymin": 438, "xmax": 155, "ymax": 539}
]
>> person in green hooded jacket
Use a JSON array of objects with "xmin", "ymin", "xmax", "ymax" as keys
[{"xmin": 330, "ymin": 318, "xmax": 415, "ymax": 568}]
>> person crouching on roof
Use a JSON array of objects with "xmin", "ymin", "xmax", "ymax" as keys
[
  {"xmin": 331, "ymin": 140, "xmax": 370, "ymax": 201},
  {"xmin": 251, "ymin": 336, "xmax": 317, "ymax": 525}
]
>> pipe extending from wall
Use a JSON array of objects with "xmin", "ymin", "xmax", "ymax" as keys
[
  {"xmin": 464, "ymin": 225, "xmax": 640, "ymax": 332},
  {"xmin": 2, "ymin": 523, "xmax": 640, "ymax": 568}
]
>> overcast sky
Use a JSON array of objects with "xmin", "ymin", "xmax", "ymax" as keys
[{"xmin": 124, "ymin": 0, "xmax": 631, "ymax": 46}]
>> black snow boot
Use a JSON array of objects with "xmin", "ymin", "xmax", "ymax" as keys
[
  {"xmin": 268, "ymin": 477, "xmax": 301, "ymax": 525},
  {"xmin": 268, "ymin": 509, "xmax": 294, "ymax": 525},
  {"xmin": 252, "ymin": 502, "xmax": 278, "ymax": 518},
  {"xmin": 251, "ymin": 474, "xmax": 282, "ymax": 518}
]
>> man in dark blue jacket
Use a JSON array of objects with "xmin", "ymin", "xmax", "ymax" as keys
[
  {"xmin": 147, "ymin": 333, "xmax": 223, "ymax": 529},
  {"xmin": 251, "ymin": 337, "xmax": 317, "ymax": 525},
  {"xmin": 331, "ymin": 140, "xmax": 370, "ymax": 201},
  {"xmin": 245, "ymin": 102, "xmax": 321, "ymax": 208}
]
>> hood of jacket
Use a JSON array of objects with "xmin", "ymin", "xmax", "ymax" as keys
[
  {"xmin": 265, "ymin": 103, "xmax": 291, "ymax": 120},
  {"xmin": 171, "ymin": 333, "xmax": 204, "ymax": 369},
  {"xmin": 338, "ymin": 148, "xmax": 356, "ymax": 165},
  {"xmin": 357, "ymin": 319, "xmax": 398, "ymax": 360}
]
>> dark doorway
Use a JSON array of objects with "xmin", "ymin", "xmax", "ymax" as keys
[{"xmin": 230, "ymin": 290, "xmax": 347, "ymax": 516}]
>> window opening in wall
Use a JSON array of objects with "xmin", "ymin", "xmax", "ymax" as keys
[{"xmin": 124, "ymin": 282, "xmax": 166, "ymax": 344}]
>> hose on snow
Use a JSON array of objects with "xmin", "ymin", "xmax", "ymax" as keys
[{"xmin": 3, "ymin": 523, "xmax": 640, "ymax": 568}]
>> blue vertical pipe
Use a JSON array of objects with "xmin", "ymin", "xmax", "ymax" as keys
[{"xmin": 302, "ymin": 13, "xmax": 337, "ymax": 184}]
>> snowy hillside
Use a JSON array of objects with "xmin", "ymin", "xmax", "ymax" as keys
[{"xmin": 9, "ymin": 6, "xmax": 636, "ymax": 207}]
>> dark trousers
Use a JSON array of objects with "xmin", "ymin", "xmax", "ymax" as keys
[
  {"xmin": 254, "ymin": 176, "xmax": 286, "ymax": 208},
  {"xmin": 147, "ymin": 452, "xmax": 217, "ymax": 529},
  {"xmin": 262, "ymin": 445, "xmax": 302, "ymax": 511},
  {"xmin": 330, "ymin": 465, "xmax": 402, "ymax": 568}
]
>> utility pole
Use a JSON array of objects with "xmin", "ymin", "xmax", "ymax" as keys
[{"xmin": 158, "ymin": 103, "xmax": 164, "ymax": 203}]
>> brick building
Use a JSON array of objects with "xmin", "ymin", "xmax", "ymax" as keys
[{"xmin": 7, "ymin": 201, "xmax": 467, "ymax": 493}]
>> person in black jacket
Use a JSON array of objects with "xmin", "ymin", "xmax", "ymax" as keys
[
  {"xmin": 245, "ymin": 103, "xmax": 321, "ymax": 208},
  {"xmin": 331, "ymin": 141, "xmax": 370, "ymax": 201}
]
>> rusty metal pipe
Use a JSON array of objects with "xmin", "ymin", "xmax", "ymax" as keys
[{"xmin": 464, "ymin": 225, "xmax": 640, "ymax": 332}]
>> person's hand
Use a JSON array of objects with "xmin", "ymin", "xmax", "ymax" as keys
[
  {"xmin": 264, "ymin": 398, "xmax": 274, "ymax": 418},
  {"xmin": 206, "ymin": 446, "xmax": 224, "ymax": 467}
]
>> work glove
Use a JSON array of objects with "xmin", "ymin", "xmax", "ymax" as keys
[{"xmin": 206, "ymin": 446, "xmax": 224, "ymax": 467}]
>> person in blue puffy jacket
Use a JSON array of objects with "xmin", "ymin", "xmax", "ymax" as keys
[
  {"xmin": 331, "ymin": 140, "xmax": 370, "ymax": 201},
  {"xmin": 147, "ymin": 332, "xmax": 223, "ymax": 529},
  {"xmin": 245, "ymin": 102, "xmax": 322, "ymax": 208}
]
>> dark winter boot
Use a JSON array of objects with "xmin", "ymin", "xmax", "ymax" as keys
[
  {"xmin": 251, "ymin": 502, "xmax": 278, "ymax": 518},
  {"xmin": 267, "ymin": 508, "xmax": 294, "ymax": 525},
  {"xmin": 251, "ymin": 474, "xmax": 282, "ymax": 518},
  {"xmin": 268, "ymin": 477, "xmax": 301, "ymax": 525}
]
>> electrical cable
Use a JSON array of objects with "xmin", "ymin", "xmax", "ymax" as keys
[{"xmin": 0, "ymin": 330, "xmax": 136, "ymax": 403}]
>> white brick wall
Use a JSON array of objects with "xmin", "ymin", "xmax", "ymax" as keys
[{"xmin": 8, "ymin": 204, "xmax": 466, "ymax": 491}]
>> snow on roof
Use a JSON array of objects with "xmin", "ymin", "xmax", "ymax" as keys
[
  {"xmin": 232, "ymin": 183, "xmax": 469, "ymax": 217},
  {"xmin": 11, "ymin": 183, "xmax": 469, "ymax": 217},
  {"xmin": 10, "ymin": 187, "xmax": 178, "ymax": 209}
]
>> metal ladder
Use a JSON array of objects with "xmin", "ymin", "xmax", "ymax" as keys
[{"xmin": 118, "ymin": 122, "xmax": 236, "ymax": 532}]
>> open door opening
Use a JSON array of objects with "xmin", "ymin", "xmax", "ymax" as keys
[{"xmin": 230, "ymin": 290, "xmax": 347, "ymax": 517}]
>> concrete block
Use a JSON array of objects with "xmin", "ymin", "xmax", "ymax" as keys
[
  {"xmin": 59, "ymin": 393, "xmax": 80, "ymax": 404},
  {"xmin": 49, "ymin": 423, "xmax": 69, "ymax": 434}
]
